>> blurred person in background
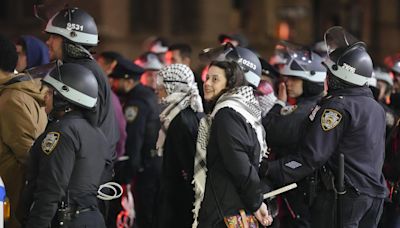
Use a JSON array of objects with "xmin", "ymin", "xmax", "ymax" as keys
[
  {"xmin": 110, "ymin": 57, "xmax": 161, "ymax": 228},
  {"xmin": 0, "ymin": 34, "xmax": 47, "ymax": 228},
  {"xmin": 15, "ymin": 35, "xmax": 49, "ymax": 73},
  {"xmin": 96, "ymin": 51, "xmax": 127, "ymax": 158},
  {"xmin": 147, "ymin": 37, "xmax": 169, "ymax": 64},
  {"xmin": 135, "ymin": 52, "xmax": 163, "ymax": 90}
]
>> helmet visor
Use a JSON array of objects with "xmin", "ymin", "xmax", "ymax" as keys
[
  {"xmin": 25, "ymin": 60, "xmax": 62, "ymax": 79},
  {"xmin": 277, "ymin": 41, "xmax": 325, "ymax": 75},
  {"xmin": 198, "ymin": 42, "xmax": 237, "ymax": 62},
  {"xmin": 324, "ymin": 26, "xmax": 362, "ymax": 56}
]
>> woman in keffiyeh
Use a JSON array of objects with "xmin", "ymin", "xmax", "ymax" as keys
[
  {"xmin": 154, "ymin": 63, "xmax": 204, "ymax": 228},
  {"xmin": 192, "ymin": 61, "xmax": 272, "ymax": 227}
]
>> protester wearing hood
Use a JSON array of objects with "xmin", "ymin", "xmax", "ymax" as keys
[
  {"xmin": 0, "ymin": 34, "xmax": 47, "ymax": 228},
  {"xmin": 15, "ymin": 35, "xmax": 49, "ymax": 73}
]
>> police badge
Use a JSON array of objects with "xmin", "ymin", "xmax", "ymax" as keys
[
  {"xmin": 321, "ymin": 109, "xmax": 342, "ymax": 131},
  {"xmin": 41, "ymin": 132, "xmax": 60, "ymax": 155},
  {"xmin": 125, "ymin": 106, "xmax": 138, "ymax": 123}
]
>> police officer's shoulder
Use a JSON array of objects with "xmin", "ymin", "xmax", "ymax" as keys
[
  {"xmin": 320, "ymin": 94, "xmax": 346, "ymax": 108},
  {"xmin": 40, "ymin": 118, "xmax": 84, "ymax": 155},
  {"xmin": 309, "ymin": 97, "xmax": 346, "ymax": 131}
]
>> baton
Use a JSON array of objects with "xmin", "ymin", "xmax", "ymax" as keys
[{"xmin": 263, "ymin": 183, "xmax": 298, "ymax": 199}]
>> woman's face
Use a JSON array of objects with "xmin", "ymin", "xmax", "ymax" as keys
[
  {"xmin": 285, "ymin": 76, "xmax": 303, "ymax": 98},
  {"xmin": 203, "ymin": 66, "xmax": 228, "ymax": 101}
]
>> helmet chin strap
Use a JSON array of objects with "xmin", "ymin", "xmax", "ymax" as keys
[{"xmin": 48, "ymin": 104, "xmax": 73, "ymax": 121}]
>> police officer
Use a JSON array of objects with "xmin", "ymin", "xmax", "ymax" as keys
[
  {"xmin": 19, "ymin": 62, "xmax": 110, "ymax": 228},
  {"xmin": 370, "ymin": 67, "xmax": 396, "ymax": 134},
  {"xmin": 109, "ymin": 58, "xmax": 161, "ymax": 228},
  {"xmin": 260, "ymin": 26, "xmax": 388, "ymax": 228},
  {"xmin": 262, "ymin": 42, "xmax": 326, "ymax": 228},
  {"xmin": 44, "ymin": 7, "xmax": 120, "ymax": 219}
]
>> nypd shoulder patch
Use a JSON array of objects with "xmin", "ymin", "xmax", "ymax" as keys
[
  {"xmin": 321, "ymin": 109, "xmax": 342, "ymax": 131},
  {"xmin": 280, "ymin": 105, "xmax": 297, "ymax": 116},
  {"xmin": 125, "ymin": 106, "xmax": 138, "ymax": 123},
  {"xmin": 41, "ymin": 132, "xmax": 60, "ymax": 155}
]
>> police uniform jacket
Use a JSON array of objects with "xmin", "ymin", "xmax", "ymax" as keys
[
  {"xmin": 265, "ymin": 86, "xmax": 388, "ymax": 198},
  {"xmin": 198, "ymin": 108, "xmax": 263, "ymax": 227},
  {"xmin": 0, "ymin": 71, "xmax": 47, "ymax": 228},
  {"xmin": 21, "ymin": 111, "xmax": 110, "ymax": 228},
  {"xmin": 157, "ymin": 107, "xmax": 202, "ymax": 228},
  {"xmin": 66, "ymin": 58, "xmax": 119, "ymax": 158},
  {"xmin": 263, "ymin": 94, "xmax": 322, "ymax": 158},
  {"xmin": 123, "ymin": 83, "xmax": 160, "ymax": 178}
]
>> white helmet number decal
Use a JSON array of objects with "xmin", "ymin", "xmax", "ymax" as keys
[{"xmin": 66, "ymin": 23, "xmax": 84, "ymax": 32}]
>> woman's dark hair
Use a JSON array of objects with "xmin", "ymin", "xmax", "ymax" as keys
[
  {"xmin": 209, "ymin": 60, "xmax": 247, "ymax": 91},
  {"xmin": 204, "ymin": 61, "xmax": 248, "ymax": 113}
]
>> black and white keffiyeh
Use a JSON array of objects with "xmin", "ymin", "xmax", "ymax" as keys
[
  {"xmin": 192, "ymin": 86, "xmax": 268, "ymax": 227},
  {"xmin": 258, "ymin": 93, "xmax": 277, "ymax": 117},
  {"xmin": 155, "ymin": 64, "xmax": 203, "ymax": 156}
]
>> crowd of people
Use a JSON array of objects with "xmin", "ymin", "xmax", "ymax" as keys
[{"xmin": 0, "ymin": 5, "xmax": 400, "ymax": 228}]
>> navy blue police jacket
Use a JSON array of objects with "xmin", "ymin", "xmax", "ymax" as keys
[{"xmin": 264, "ymin": 86, "xmax": 388, "ymax": 198}]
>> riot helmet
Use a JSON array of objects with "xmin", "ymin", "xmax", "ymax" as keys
[
  {"xmin": 323, "ymin": 26, "xmax": 374, "ymax": 86},
  {"xmin": 45, "ymin": 7, "xmax": 98, "ymax": 46},
  {"xmin": 373, "ymin": 67, "xmax": 393, "ymax": 87},
  {"xmin": 43, "ymin": 61, "xmax": 98, "ymax": 111},
  {"xmin": 199, "ymin": 43, "xmax": 262, "ymax": 87},
  {"xmin": 277, "ymin": 41, "xmax": 326, "ymax": 83},
  {"xmin": 392, "ymin": 59, "xmax": 400, "ymax": 74}
]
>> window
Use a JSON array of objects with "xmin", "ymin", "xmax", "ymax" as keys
[
  {"xmin": 171, "ymin": 0, "xmax": 199, "ymax": 35},
  {"xmin": 131, "ymin": 0, "xmax": 161, "ymax": 33}
]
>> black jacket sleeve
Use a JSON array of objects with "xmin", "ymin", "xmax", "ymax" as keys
[
  {"xmin": 213, "ymin": 109, "xmax": 263, "ymax": 212},
  {"xmin": 26, "ymin": 132, "xmax": 76, "ymax": 228},
  {"xmin": 125, "ymin": 100, "xmax": 150, "ymax": 175},
  {"xmin": 267, "ymin": 105, "xmax": 349, "ymax": 187},
  {"xmin": 263, "ymin": 104, "xmax": 308, "ymax": 147}
]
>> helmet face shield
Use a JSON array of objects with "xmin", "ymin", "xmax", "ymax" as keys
[
  {"xmin": 324, "ymin": 26, "xmax": 362, "ymax": 56},
  {"xmin": 322, "ymin": 26, "xmax": 373, "ymax": 86},
  {"xmin": 25, "ymin": 60, "xmax": 61, "ymax": 79},
  {"xmin": 198, "ymin": 43, "xmax": 236, "ymax": 63},
  {"xmin": 277, "ymin": 41, "xmax": 326, "ymax": 83}
]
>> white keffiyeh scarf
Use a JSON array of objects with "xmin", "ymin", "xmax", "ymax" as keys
[
  {"xmin": 155, "ymin": 64, "xmax": 203, "ymax": 156},
  {"xmin": 192, "ymin": 86, "xmax": 268, "ymax": 227}
]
